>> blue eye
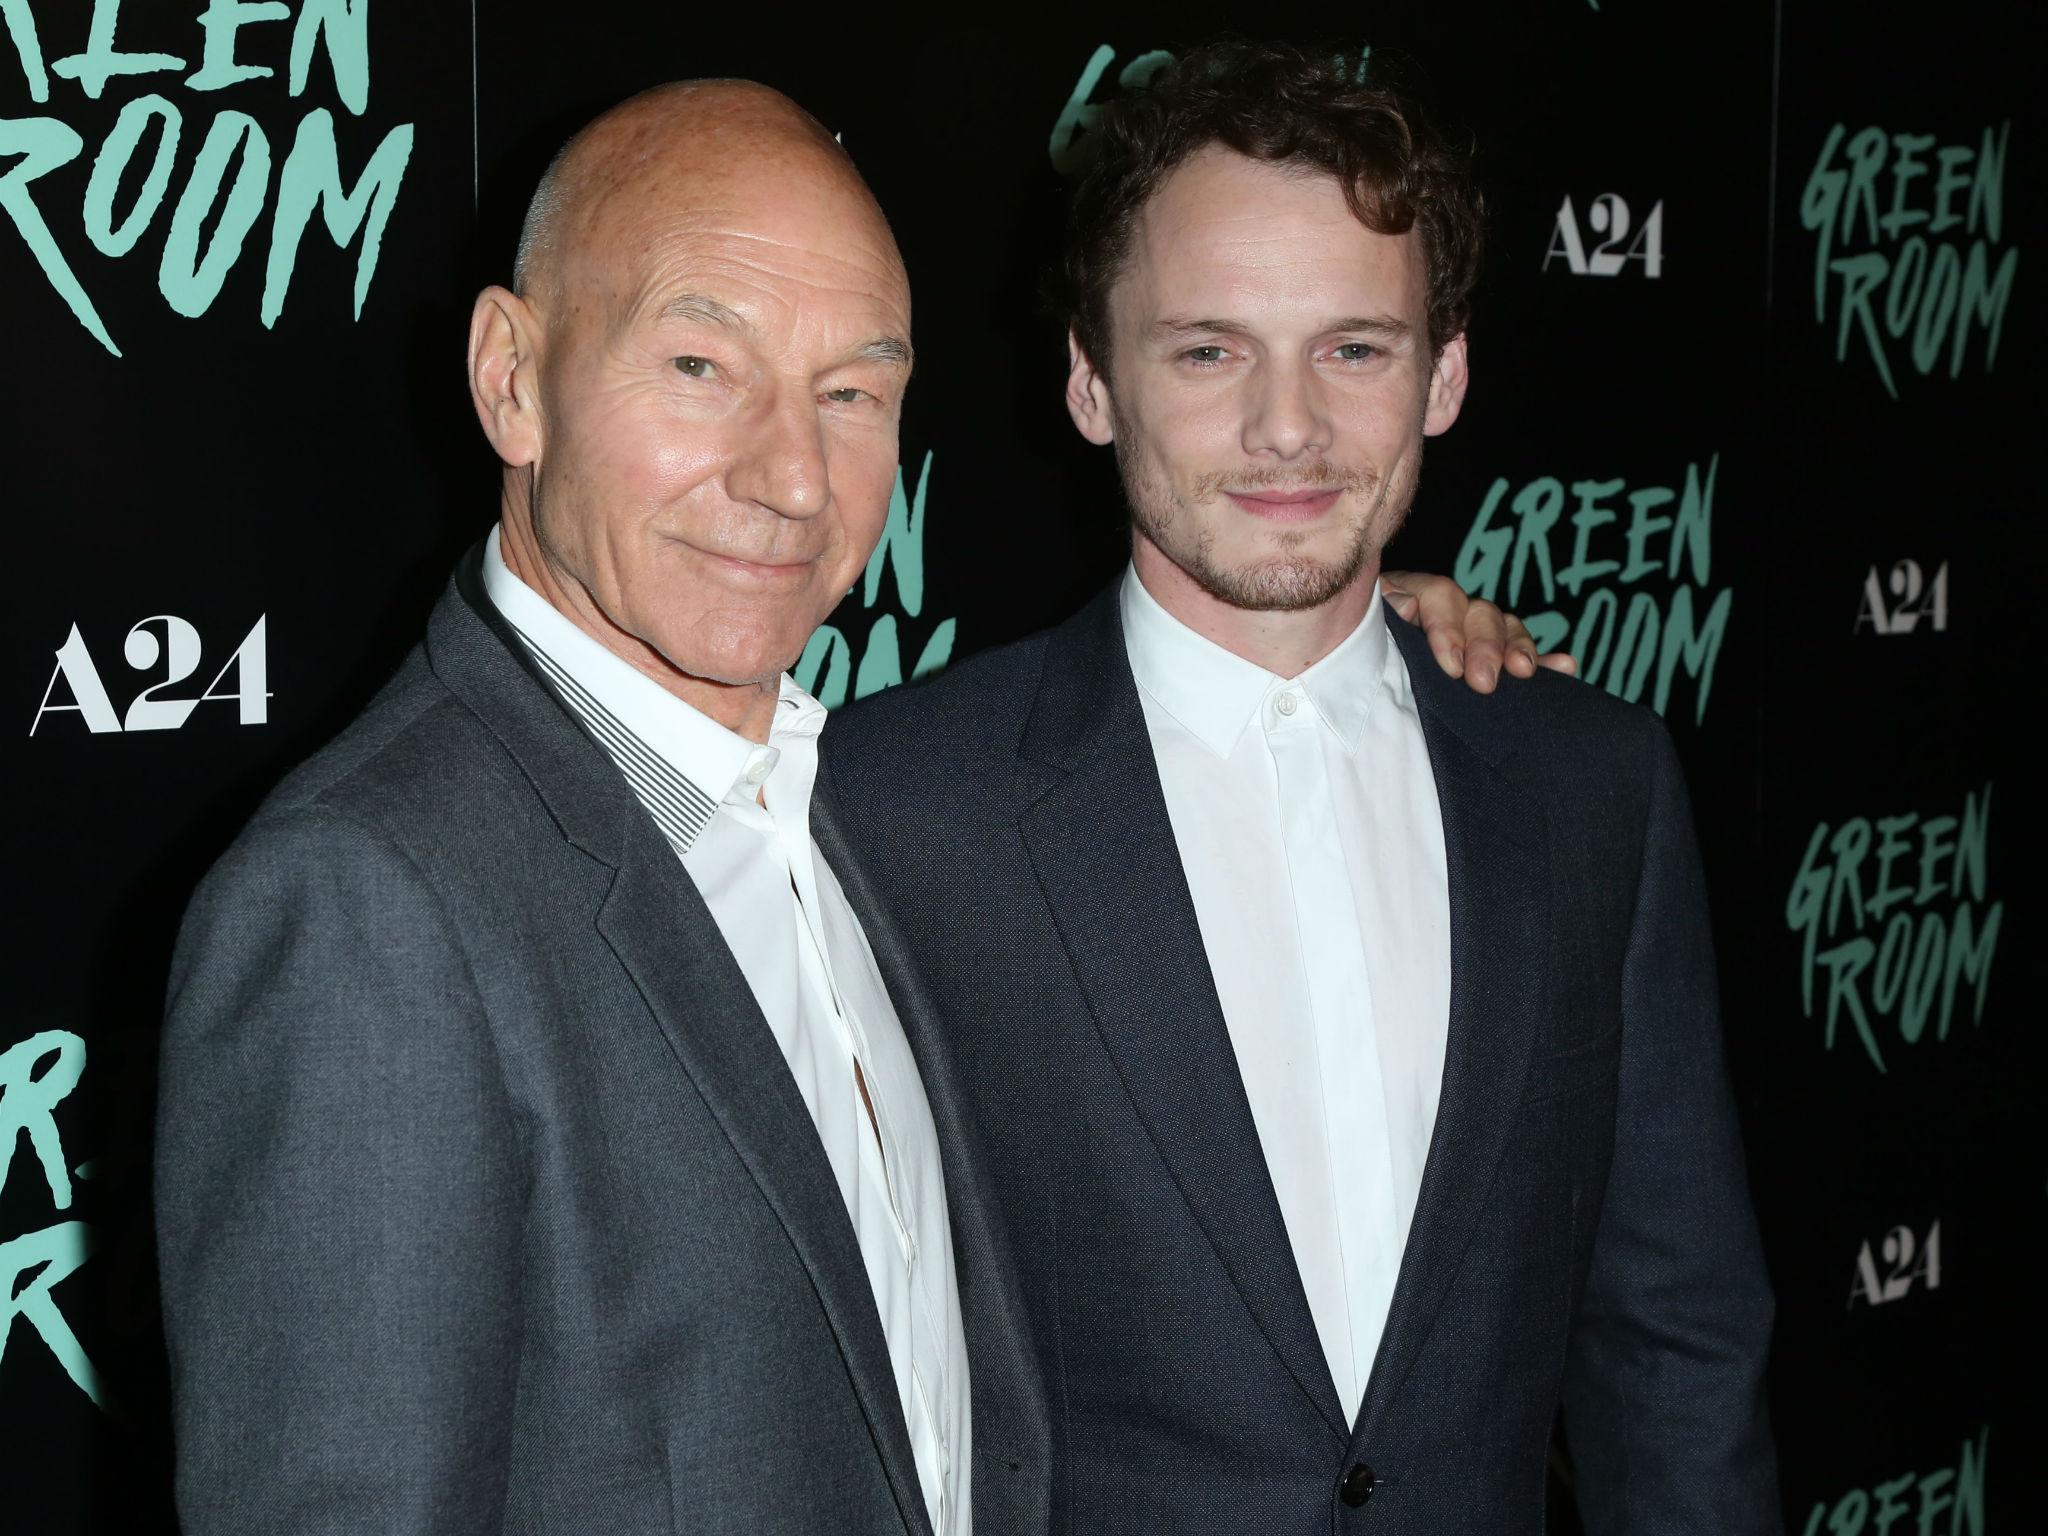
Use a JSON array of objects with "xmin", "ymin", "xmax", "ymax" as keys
[
  {"xmin": 1334, "ymin": 343, "xmax": 1377, "ymax": 362},
  {"xmin": 824, "ymin": 387, "xmax": 870, "ymax": 403},
  {"xmin": 1185, "ymin": 345, "xmax": 1227, "ymax": 364},
  {"xmin": 673, "ymin": 356, "xmax": 715, "ymax": 378}
]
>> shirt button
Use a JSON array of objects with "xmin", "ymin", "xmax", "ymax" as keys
[
  {"xmin": 1275, "ymin": 692, "xmax": 1300, "ymax": 717},
  {"xmin": 744, "ymin": 757, "xmax": 772, "ymax": 785}
]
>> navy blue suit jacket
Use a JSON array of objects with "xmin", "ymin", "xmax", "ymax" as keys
[{"xmin": 819, "ymin": 585, "xmax": 1780, "ymax": 1536}]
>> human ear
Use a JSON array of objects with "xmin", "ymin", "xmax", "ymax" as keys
[
  {"xmin": 1064, "ymin": 329, "xmax": 1117, "ymax": 447},
  {"xmin": 467, "ymin": 285, "xmax": 545, "ymax": 468},
  {"xmin": 1422, "ymin": 331, "xmax": 1470, "ymax": 438}
]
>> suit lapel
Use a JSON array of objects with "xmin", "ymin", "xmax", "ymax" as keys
[
  {"xmin": 1353, "ymin": 612, "xmax": 1553, "ymax": 1446},
  {"xmin": 1014, "ymin": 589, "xmax": 1350, "ymax": 1443},
  {"xmin": 427, "ymin": 556, "xmax": 932, "ymax": 1536},
  {"xmin": 813, "ymin": 795, "xmax": 1052, "ymax": 1467}
]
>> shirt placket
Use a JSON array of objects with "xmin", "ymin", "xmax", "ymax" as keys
[
  {"xmin": 772, "ymin": 806, "xmax": 952, "ymax": 1526},
  {"xmin": 1263, "ymin": 684, "xmax": 1403, "ymax": 1417}
]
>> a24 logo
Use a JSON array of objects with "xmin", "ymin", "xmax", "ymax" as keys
[
  {"xmin": 29, "ymin": 614, "xmax": 269, "ymax": 735},
  {"xmin": 1848, "ymin": 1219, "xmax": 1942, "ymax": 1308},
  {"xmin": 1856, "ymin": 559, "xmax": 1950, "ymax": 635},
  {"xmin": 1545, "ymin": 194, "xmax": 1665, "ymax": 278}
]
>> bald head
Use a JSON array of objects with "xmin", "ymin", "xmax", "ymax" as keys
[
  {"xmin": 468, "ymin": 76, "xmax": 916, "ymax": 736},
  {"xmin": 512, "ymin": 80, "xmax": 896, "ymax": 311}
]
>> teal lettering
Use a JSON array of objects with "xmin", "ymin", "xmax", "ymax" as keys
[
  {"xmin": 1954, "ymin": 782, "xmax": 1991, "ymax": 898},
  {"xmin": 1522, "ymin": 611, "xmax": 1570, "ymax": 655},
  {"xmin": 1841, "ymin": 126, "xmax": 1889, "ymax": 245},
  {"xmin": 51, "ymin": 0, "xmax": 184, "ymax": 99},
  {"xmin": 0, "ymin": 0, "xmax": 47, "ymax": 102},
  {"xmin": 1556, "ymin": 478, "xmax": 1621, "ymax": 597},
  {"xmin": 1966, "ymin": 123, "xmax": 2006, "ymax": 240},
  {"xmin": 1883, "ymin": 236, "xmax": 1926, "ymax": 337},
  {"xmin": 1817, "ymin": 936, "xmax": 1883, "ymax": 1071},
  {"xmin": 1453, "ymin": 477, "xmax": 1512, "ymax": 600},
  {"xmin": 158, "ymin": 109, "xmax": 270, "ymax": 317},
  {"xmin": 1049, "ymin": 44, "xmax": 1175, "ymax": 172},
  {"xmin": 795, "ymin": 624, "xmax": 851, "ymax": 709},
  {"xmin": 0, "ymin": 116, "xmax": 116, "ymax": 354},
  {"xmin": 1911, "ymin": 242, "xmax": 1960, "ymax": 374},
  {"xmin": 83, "ymin": 93, "xmax": 180, "ymax": 257},
  {"xmin": 1652, "ymin": 582, "xmax": 1731, "ymax": 723},
  {"xmin": 1620, "ymin": 486, "xmax": 1673, "ymax": 583},
  {"xmin": 1898, "ymin": 909, "xmax": 1943, "ymax": 1043},
  {"xmin": 864, "ymin": 450, "xmax": 933, "ymax": 616},
  {"xmin": 1870, "ymin": 1472, "xmax": 1915, "ymax": 1536},
  {"xmin": 289, "ymin": 0, "xmax": 370, "ymax": 115},
  {"xmin": 261, "ymin": 108, "xmax": 412, "ymax": 325},
  {"xmin": 1509, "ymin": 476, "xmax": 1563, "ymax": 606},
  {"xmin": 1871, "ymin": 910, "xmax": 1912, "ymax": 1017},
  {"xmin": 0, "ymin": 1221, "xmax": 101, "ymax": 1407},
  {"xmin": 1939, "ymin": 901, "xmax": 2001, "ymax": 1037},
  {"xmin": 1670, "ymin": 455, "xmax": 1716, "ymax": 584},
  {"xmin": 1929, "ymin": 146, "xmax": 1973, "ymax": 234},
  {"xmin": 1801, "ymin": 123, "xmax": 1848, "ymax": 320},
  {"xmin": 1951, "ymin": 241, "xmax": 2016, "ymax": 378},
  {"xmin": 187, "ymin": 0, "xmax": 290, "ymax": 92},
  {"xmin": 1915, "ymin": 816, "xmax": 1957, "ymax": 903},
  {"xmin": 1952, "ymin": 1425, "xmax": 1987, "ymax": 1536},
  {"xmin": 1880, "ymin": 134, "xmax": 1935, "ymax": 240},
  {"xmin": 1827, "ymin": 818, "xmax": 1872, "ymax": 935},
  {"xmin": 1831, "ymin": 251, "xmax": 1898, "ymax": 397},
  {"xmin": 1048, "ymin": 44, "xmax": 1115, "ymax": 173},
  {"xmin": 0, "ymin": 1030, "xmax": 84, "ymax": 1207},
  {"xmin": 1869, "ymin": 813, "xmax": 1918, "ymax": 921},
  {"xmin": 1787, "ymin": 823, "xmax": 1831, "ymax": 1016},
  {"xmin": 849, "ymin": 613, "xmax": 957, "ymax": 702}
]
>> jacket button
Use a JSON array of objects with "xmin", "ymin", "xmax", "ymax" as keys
[{"xmin": 1340, "ymin": 1463, "xmax": 1376, "ymax": 1508}]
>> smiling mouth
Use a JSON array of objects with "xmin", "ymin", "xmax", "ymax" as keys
[
  {"xmin": 698, "ymin": 549, "xmax": 818, "ymax": 582},
  {"xmin": 1222, "ymin": 487, "xmax": 1344, "ymax": 522}
]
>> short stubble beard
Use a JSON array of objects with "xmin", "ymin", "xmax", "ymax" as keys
[{"xmin": 1114, "ymin": 413, "xmax": 1417, "ymax": 615}]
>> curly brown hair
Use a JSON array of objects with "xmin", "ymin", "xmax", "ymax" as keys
[{"xmin": 1058, "ymin": 40, "xmax": 1485, "ymax": 375}]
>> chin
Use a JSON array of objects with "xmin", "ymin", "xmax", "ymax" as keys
[{"xmin": 650, "ymin": 620, "xmax": 799, "ymax": 692}]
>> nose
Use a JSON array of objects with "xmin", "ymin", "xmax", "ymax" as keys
[
  {"xmin": 726, "ymin": 383, "xmax": 830, "ymax": 519},
  {"xmin": 1241, "ymin": 356, "xmax": 1332, "ymax": 461}
]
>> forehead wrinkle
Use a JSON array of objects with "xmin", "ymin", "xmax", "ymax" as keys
[{"xmin": 529, "ymin": 79, "xmax": 907, "ymax": 316}]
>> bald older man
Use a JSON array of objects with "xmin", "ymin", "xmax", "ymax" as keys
[{"xmin": 154, "ymin": 81, "xmax": 1534, "ymax": 1536}]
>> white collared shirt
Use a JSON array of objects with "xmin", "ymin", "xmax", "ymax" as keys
[
  {"xmin": 1120, "ymin": 566, "xmax": 1451, "ymax": 1427},
  {"xmin": 484, "ymin": 527, "xmax": 971, "ymax": 1533}
]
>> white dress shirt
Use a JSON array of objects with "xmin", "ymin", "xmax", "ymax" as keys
[
  {"xmin": 484, "ymin": 527, "xmax": 971, "ymax": 1533},
  {"xmin": 1120, "ymin": 566, "xmax": 1451, "ymax": 1427}
]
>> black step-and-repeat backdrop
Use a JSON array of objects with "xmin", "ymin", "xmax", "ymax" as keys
[{"xmin": 4, "ymin": 3, "xmax": 2038, "ymax": 1530}]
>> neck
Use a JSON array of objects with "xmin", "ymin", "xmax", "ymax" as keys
[
  {"xmin": 1131, "ymin": 534, "xmax": 1381, "ymax": 679},
  {"xmin": 497, "ymin": 494, "xmax": 780, "ymax": 742}
]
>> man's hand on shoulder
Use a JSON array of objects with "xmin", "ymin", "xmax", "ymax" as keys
[{"xmin": 1384, "ymin": 569, "xmax": 1578, "ymax": 693}]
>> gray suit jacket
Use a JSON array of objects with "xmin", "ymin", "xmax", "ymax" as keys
[
  {"xmin": 155, "ymin": 552, "xmax": 1049, "ymax": 1535},
  {"xmin": 819, "ymin": 585, "xmax": 1780, "ymax": 1535}
]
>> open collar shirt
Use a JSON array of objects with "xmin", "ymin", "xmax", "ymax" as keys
[
  {"xmin": 1120, "ymin": 565, "xmax": 1452, "ymax": 1428},
  {"xmin": 485, "ymin": 526, "xmax": 971, "ymax": 1533}
]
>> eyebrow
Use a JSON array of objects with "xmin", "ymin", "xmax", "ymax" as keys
[
  {"xmin": 658, "ymin": 292, "xmax": 752, "ymax": 330},
  {"xmin": 656, "ymin": 292, "xmax": 912, "ymax": 371},
  {"xmin": 846, "ymin": 335, "xmax": 914, "ymax": 369},
  {"xmin": 1150, "ymin": 314, "xmax": 1414, "ymax": 342}
]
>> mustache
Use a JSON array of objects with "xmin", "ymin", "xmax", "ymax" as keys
[{"xmin": 1193, "ymin": 460, "xmax": 1378, "ymax": 499}]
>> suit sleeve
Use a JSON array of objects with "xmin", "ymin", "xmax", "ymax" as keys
[
  {"xmin": 1560, "ymin": 721, "xmax": 1782, "ymax": 1535},
  {"xmin": 155, "ymin": 805, "xmax": 522, "ymax": 1535}
]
